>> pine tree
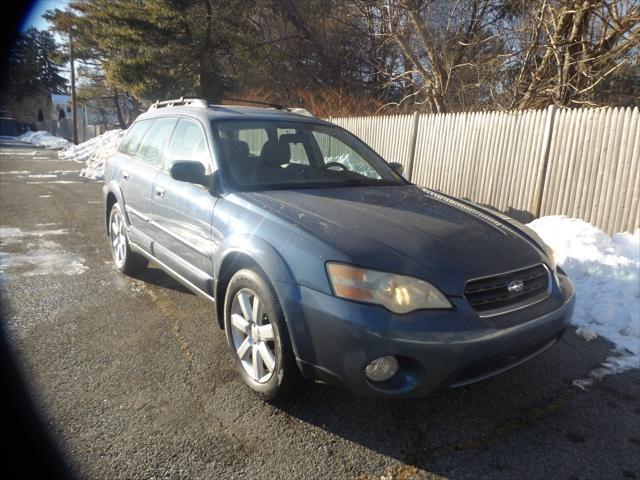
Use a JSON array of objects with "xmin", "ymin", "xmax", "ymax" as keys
[
  {"xmin": 48, "ymin": 0, "xmax": 250, "ymax": 102},
  {"xmin": 0, "ymin": 27, "xmax": 67, "ymax": 121}
]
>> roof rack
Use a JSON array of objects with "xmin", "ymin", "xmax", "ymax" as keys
[
  {"xmin": 210, "ymin": 97, "xmax": 287, "ymax": 110},
  {"xmin": 148, "ymin": 97, "xmax": 208, "ymax": 111},
  {"xmin": 212, "ymin": 99, "xmax": 315, "ymax": 117},
  {"xmin": 147, "ymin": 96, "xmax": 316, "ymax": 117}
]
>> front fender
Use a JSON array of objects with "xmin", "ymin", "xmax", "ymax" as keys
[
  {"xmin": 214, "ymin": 233, "xmax": 295, "ymax": 285},
  {"xmin": 214, "ymin": 234, "xmax": 310, "ymax": 361}
]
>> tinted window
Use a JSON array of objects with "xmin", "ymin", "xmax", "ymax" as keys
[
  {"xmin": 118, "ymin": 120, "xmax": 152, "ymax": 155},
  {"xmin": 278, "ymin": 128, "xmax": 309, "ymax": 165},
  {"xmin": 166, "ymin": 119, "xmax": 211, "ymax": 171},
  {"xmin": 237, "ymin": 128, "xmax": 269, "ymax": 156},
  {"xmin": 213, "ymin": 120, "xmax": 403, "ymax": 189},
  {"xmin": 312, "ymin": 131, "xmax": 379, "ymax": 178},
  {"xmin": 137, "ymin": 117, "xmax": 177, "ymax": 168},
  {"xmin": 218, "ymin": 125, "xmax": 309, "ymax": 165}
]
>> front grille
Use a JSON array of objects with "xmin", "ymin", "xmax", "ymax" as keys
[{"xmin": 464, "ymin": 264, "xmax": 550, "ymax": 316}]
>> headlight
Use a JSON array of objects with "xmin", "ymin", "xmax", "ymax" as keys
[{"xmin": 326, "ymin": 263, "xmax": 452, "ymax": 314}]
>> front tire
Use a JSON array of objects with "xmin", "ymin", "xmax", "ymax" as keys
[
  {"xmin": 108, "ymin": 202, "xmax": 148, "ymax": 275},
  {"xmin": 224, "ymin": 268, "xmax": 301, "ymax": 401}
]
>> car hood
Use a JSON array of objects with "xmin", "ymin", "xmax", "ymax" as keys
[{"xmin": 242, "ymin": 185, "xmax": 546, "ymax": 295}]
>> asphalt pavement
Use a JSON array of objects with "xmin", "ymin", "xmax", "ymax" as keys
[{"xmin": 1, "ymin": 141, "xmax": 638, "ymax": 480}]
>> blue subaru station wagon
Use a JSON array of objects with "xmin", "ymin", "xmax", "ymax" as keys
[{"xmin": 103, "ymin": 98, "xmax": 575, "ymax": 400}]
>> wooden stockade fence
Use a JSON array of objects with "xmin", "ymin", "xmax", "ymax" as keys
[{"xmin": 328, "ymin": 106, "xmax": 639, "ymax": 234}]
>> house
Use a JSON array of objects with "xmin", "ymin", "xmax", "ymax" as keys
[{"xmin": 51, "ymin": 94, "xmax": 72, "ymax": 119}]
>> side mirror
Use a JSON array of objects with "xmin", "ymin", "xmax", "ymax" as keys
[
  {"xmin": 169, "ymin": 161, "xmax": 206, "ymax": 184},
  {"xmin": 389, "ymin": 162, "xmax": 404, "ymax": 176}
]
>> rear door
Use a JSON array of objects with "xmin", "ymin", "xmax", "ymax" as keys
[
  {"xmin": 150, "ymin": 117, "xmax": 217, "ymax": 294},
  {"xmin": 118, "ymin": 119, "xmax": 152, "ymax": 249},
  {"xmin": 123, "ymin": 117, "xmax": 178, "ymax": 250}
]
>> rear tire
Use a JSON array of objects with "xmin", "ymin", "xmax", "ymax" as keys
[
  {"xmin": 224, "ymin": 268, "xmax": 302, "ymax": 401},
  {"xmin": 108, "ymin": 202, "xmax": 148, "ymax": 275}
]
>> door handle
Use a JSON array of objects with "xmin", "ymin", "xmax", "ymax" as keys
[
  {"xmin": 122, "ymin": 171, "xmax": 129, "ymax": 180},
  {"xmin": 155, "ymin": 186, "xmax": 165, "ymax": 198}
]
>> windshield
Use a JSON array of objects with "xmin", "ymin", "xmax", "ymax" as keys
[{"xmin": 212, "ymin": 120, "xmax": 406, "ymax": 190}]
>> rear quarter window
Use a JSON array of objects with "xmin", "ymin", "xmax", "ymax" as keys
[{"xmin": 118, "ymin": 120, "xmax": 152, "ymax": 155}]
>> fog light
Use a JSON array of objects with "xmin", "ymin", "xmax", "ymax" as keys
[{"xmin": 365, "ymin": 356, "xmax": 399, "ymax": 382}]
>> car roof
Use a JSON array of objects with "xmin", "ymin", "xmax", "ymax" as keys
[{"xmin": 135, "ymin": 104, "xmax": 332, "ymax": 126}]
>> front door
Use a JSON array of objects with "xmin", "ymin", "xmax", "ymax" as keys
[{"xmin": 150, "ymin": 118, "xmax": 217, "ymax": 295}]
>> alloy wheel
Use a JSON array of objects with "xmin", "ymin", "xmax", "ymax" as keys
[
  {"xmin": 230, "ymin": 288, "xmax": 276, "ymax": 383},
  {"xmin": 110, "ymin": 209, "xmax": 127, "ymax": 268}
]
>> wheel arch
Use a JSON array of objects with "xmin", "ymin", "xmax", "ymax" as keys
[
  {"xmin": 214, "ymin": 236, "xmax": 303, "ymax": 359},
  {"xmin": 104, "ymin": 181, "xmax": 129, "ymax": 234}
]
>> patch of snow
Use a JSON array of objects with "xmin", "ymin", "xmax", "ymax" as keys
[
  {"xmin": 59, "ymin": 129, "xmax": 126, "ymax": 180},
  {"xmin": 0, "ymin": 227, "xmax": 69, "ymax": 244},
  {"xmin": 572, "ymin": 378, "xmax": 594, "ymax": 391},
  {"xmin": 17, "ymin": 131, "xmax": 72, "ymax": 150},
  {"xmin": 575, "ymin": 326, "xmax": 598, "ymax": 341},
  {"xmin": 0, "ymin": 151, "xmax": 39, "ymax": 156},
  {"xmin": 0, "ymin": 170, "xmax": 31, "ymax": 175},
  {"xmin": 527, "ymin": 216, "xmax": 640, "ymax": 375},
  {"xmin": 0, "ymin": 250, "xmax": 87, "ymax": 278},
  {"xmin": 0, "ymin": 226, "xmax": 87, "ymax": 279},
  {"xmin": 38, "ymin": 195, "xmax": 51, "ymax": 198},
  {"xmin": 27, "ymin": 180, "xmax": 82, "ymax": 184},
  {"xmin": 27, "ymin": 174, "xmax": 58, "ymax": 178}
]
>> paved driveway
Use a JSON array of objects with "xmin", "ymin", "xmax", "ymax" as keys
[{"xmin": 1, "ymin": 142, "xmax": 638, "ymax": 479}]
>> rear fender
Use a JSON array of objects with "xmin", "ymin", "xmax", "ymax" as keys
[{"xmin": 104, "ymin": 181, "xmax": 130, "ymax": 230}]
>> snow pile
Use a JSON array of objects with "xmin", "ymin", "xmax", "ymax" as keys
[
  {"xmin": 59, "ymin": 129, "xmax": 125, "ymax": 180},
  {"xmin": 17, "ymin": 131, "xmax": 72, "ymax": 150},
  {"xmin": 527, "ymin": 216, "xmax": 640, "ymax": 374}
]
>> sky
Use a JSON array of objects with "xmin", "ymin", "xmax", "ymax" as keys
[{"xmin": 21, "ymin": 0, "xmax": 71, "ymax": 31}]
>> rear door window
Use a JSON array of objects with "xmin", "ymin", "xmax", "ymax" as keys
[{"xmin": 136, "ymin": 117, "xmax": 178, "ymax": 168}]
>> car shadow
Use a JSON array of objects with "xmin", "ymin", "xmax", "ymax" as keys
[
  {"xmin": 273, "ymin": 330, "xmax": 614, "ymax": 476},
  {"xmin": 129, "ymin": 265, "xmax": 195, "ymax": 296}
]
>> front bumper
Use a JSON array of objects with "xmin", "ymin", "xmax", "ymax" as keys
[{"xmin": 280, "ymin": 270, "xmax": 575, "ymax": 398}]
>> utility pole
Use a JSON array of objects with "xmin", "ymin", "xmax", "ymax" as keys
[{"xmin": 69, "ymin": 35, "xmax": 78, "ymax": 145}]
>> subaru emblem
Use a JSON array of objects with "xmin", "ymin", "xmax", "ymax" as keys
[{"xmin": 507, "ymin": 280, "xmax": 524, "ymax": 294}]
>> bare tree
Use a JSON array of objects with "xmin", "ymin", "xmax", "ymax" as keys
[
  {"xmin": 374, "ymin": 0, "xmax": 508, "ymax": 112},
  {"xmin": 506, "ymin": 0, "xmax": 640, "ymax": 109},
  {"xmin": 369, "ymin": 0, "xmax": 639, "ymax": 112}
]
